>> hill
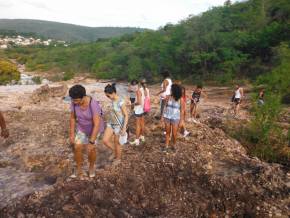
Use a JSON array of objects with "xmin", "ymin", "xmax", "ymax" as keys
[{"xmin": 0, "ymin": 19, "xmax": 146, "ymax": 42}]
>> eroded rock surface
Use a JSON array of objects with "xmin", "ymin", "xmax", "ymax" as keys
[{"xmin": 0, "ymin": 84, "xmax": 289, "ymax": 217}]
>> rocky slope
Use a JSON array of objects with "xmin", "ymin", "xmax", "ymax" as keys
[{"xmin": 0, "ymin": 82, "xmax": 289, "ymax": 217}]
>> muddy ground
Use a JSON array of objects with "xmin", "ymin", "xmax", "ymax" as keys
[{"xmin": 0, "ymin": 80, "xmax": 289, "ymax": 217}]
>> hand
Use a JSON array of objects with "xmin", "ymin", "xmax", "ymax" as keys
[{"xmin": 1, "ymin": 128, "xmax": 9, "ymax": 138}]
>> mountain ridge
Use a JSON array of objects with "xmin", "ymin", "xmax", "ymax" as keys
[{"xmin": 0, "ymin": 19, "xmax": 147, "ymax": 42}]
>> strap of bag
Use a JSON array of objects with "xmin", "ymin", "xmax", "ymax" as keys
[{"xmin": 113, "ymin": 109, "xmax": 124, "ymax": 130}]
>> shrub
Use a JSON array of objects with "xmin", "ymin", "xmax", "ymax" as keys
[
  {"xmin": 63, "ymin": 71, "xmax": 75, "ymax": 81},
  {"xmin": 0, "ymin": 59, "xmax": 20, "ymax": 85},
  {"xmin": 32, "ymin": 76, "xmax": 42, "ymax": 84}
]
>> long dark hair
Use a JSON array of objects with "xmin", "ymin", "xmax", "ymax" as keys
[
  {"xmin": 104, "ymin": 83, "xmax": 117, "ymax": 94},
  {"xmin": 171, "ymin": 84, "xmax": 182, "ymax": 101}
]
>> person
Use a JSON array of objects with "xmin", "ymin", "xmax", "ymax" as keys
[
  {"xmin": 157, "ymin": 70, "xmax": 172, "ymax": 117},
  {"xmin": 128, "ymin": 79, "xmax": 138, "ymax": 109},
  {"xmin": 69, "ymin": 85, "xmax": 104, "ymax": 179},
  {"xmin": 103, "ymin": 83, "xmax": 129, "ymax": 166},
  {"xmin": 179, "ymin": 86, "xmax": 190, "ymax": 137},
  {"xmin": 162, "ymin": 84, "xmax": 185, "ymax": 152},
  {"xmin": 190, "ymin": 85, "xmax": 203, "ymax": 123},
  {"xmin": 0, "ymin": 111, "xmax": 9, "ymax": 139},
  {"xmin": 232, "ymin": 85, "xmax": 244, "ymax": 116},
  {"xmin": 130, "ymin": 79, "xmax": 150, "ymax": 146},
  {"xmin": 258, "ymin": 89, "xmax": 265, "ymax": 105}
]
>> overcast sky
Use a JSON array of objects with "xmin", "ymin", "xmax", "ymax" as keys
[{"xmin": 0, "ymin": 0, "xmax": 239, "ymax": 29}]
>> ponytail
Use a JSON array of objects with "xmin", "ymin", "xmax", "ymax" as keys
[{"xmin": 104, "ymin": 83, "xmax": 117, "ymax": 94}]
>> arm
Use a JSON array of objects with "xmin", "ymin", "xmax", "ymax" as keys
[
  {"xmin": 180, "ymin": 98, "xmax": 185, "ymax": 122},
  {"xmin": 89, "ymin": 114, "xmax": 100, "ymax": 143},
  {"xmin": 121, "ymin": 104, "xmax": 129, "ymax": 135},
  {"xmin": 0, "ymin": 111, "xmax": 9, "ymax": 138},
  {"xmin": 135, "ymin": 89, "xmax": 142, "ymax": 105},
  {"xmin": 69, "ymin": 112, "xmax": 76, "ymax": 145}
]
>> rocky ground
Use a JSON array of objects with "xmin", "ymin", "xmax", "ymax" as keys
[{"xmin": 0, "ymin": 79, "xmax": 289, "ymax": 217}]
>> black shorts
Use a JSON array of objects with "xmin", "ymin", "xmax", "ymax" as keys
[
  {"xmin": 191, "ymin": 98, "xmax": 199, "ymax": 104},
  {"xmin": 130, "ymin": 98, "xmax": 136, "ymax": 104},
  {"xmin": 135, "ymin": 112, "xmax": 145, "ymax": 117},
  {"xmin": 234, "ymin": 98, "xmax": 241, "ymax": 104}
]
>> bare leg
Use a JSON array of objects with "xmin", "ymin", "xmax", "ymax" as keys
[
  {"xmin": 87, "ymin": 144, "xmax": 97, "ymax": 174},
  {"xmin": 172, "ymin": 124, "xmax": 179, "ymax": 147},
  {"xmin": 114, "ymin": 134, "xmax": 122, "ymax": 160},
  {"xmin": 74, "ymin": 144, "xmax": 84, "ymax": 176},
  {"xmin": 135, "ymin": 117, "xmax": 141, "ymax": 139},
  {"xmin": 140, "ymin": 115, "xmax": 145, "ymax": 136},
  {"xmin": 165, "ymin": 121, "xmax": 171, "ymax": 147},
  {"xmin": 103, "ymin": 127, "xmax": 114, "ymax": 151}
]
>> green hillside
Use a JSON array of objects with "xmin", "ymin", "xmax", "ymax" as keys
[
  {"xmin": 5, "ymin": 0, "xmax": 290, "ymax": 88},
  {"xmin": 0, "ymin": 19, "xmax": 146, "ymax": 42}
]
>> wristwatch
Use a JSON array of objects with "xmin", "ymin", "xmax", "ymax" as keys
[{"xmin": 89, "ymin": 140, "xmax": 95, "ymax": 145}]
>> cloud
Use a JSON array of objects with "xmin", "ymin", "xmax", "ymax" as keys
[
  {"xmin": 0, "ymin": 0, "xmax": 243, "ymax": 29},
  {"xmin": 23, "ymin": 0, "xmax": 51, "ymax": 10},
  {"xmin": 0, "ymin": 0, "xmax": 13, "ymax": 8}
]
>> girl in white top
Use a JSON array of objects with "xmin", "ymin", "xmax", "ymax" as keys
[
  {"xmin": 157, "ymin": 70, "xmax": 172, "ymax": 117},
  {"xmin": 130, "ymin": 79, "xmax": 150, "ymax": 146},
  {"xmin": 232, "ymin": 85, "xmax": 244, "ymax": 116}
]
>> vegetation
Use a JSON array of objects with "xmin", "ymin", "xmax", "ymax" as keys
[
  {"xmin": 224, "ymin": 43, "xmax": 290, "ymax": 165},
  {"xmin": 0, "ymin": 59, "xmax": 20, "ymax": 84},
  {"xmin": 4, "ymin": 0, "xmax": 290, "ymax": 85},
  {"xmin": 0, "ymin": 19, "xmax": 146, "ymax": 42}
]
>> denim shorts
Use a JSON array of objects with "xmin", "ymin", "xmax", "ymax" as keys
[
  {"xmin": 107, "ymin": 123, "xmax": 121, "ymax": 135},
  {"xmin": 75, "ymin": 131, "xmax": 99, "ymax": 145},
  {"xmin": 164, "ymin": 118, "xmax": 180, "ymax": 125}
]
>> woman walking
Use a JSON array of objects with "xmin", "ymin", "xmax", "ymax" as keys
[
  {"xmin": 162, "ymin": 84, "xmax": 185, "ymax": 152},
  {"xmin": 190, "ymin": 85, "xmax": 203, "ymax": 123},
  {"xmin": 69, "ymin": 85, "xmax": 104, "ymax": 179},
  {"xmin": 128, "ymin": 79, "xmax": 138, "ymax": 109},
  {"xmin": 179, "ymin": 86, "xmax": 190, "ymax": 137},
  {"xmin": 130, "ymin": 79, "xmax": 150, "ymax": 146},
  {"xmin": 232, "ymin": 85, "xmax": 244, "ymax": 116},
  {"xmin": 103, "ymin": 84, "xmax": 129, "ymax": 166}
]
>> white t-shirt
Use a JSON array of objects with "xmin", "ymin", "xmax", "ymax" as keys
[
  {"xmin": 235, "ymin": 88, "xmax": 241, "ymax": 99},
  {"xmin": 161, "ymin": 78, "xmax": 172, "ymax": 99},
  {"xmin": 134, "ymin": 87, "xmax": 149, "ymax": 114}
]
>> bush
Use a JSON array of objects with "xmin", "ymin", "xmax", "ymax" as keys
[
  {"xmin": 32, "ymin": 76, "xmax": 42, "ymax": 84},
  {"xmin": 0, "ymin": 59, "xmax": 20, "ymax": 85},
  {"xmin": 63, "ymin": 71, "xmax": 75, "ymax": 81}
]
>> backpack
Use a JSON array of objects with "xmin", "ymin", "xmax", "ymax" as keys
[{"xmin": 73, "ymin": 96, "xmax": 105, "ymax": 133}]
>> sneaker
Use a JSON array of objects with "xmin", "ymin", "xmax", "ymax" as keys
[
  {"xmin": 130, "ymin": 139, "xmax": 140, "ymax": 146},
  {"xmin": 161, "ymin": 146, "xmax": 168, "ymax": 153},
  {"xmin": 140, "ymin": 135, "xmax": 145, "ymax": 143},
  {"xmin": 183, "ymin": 130, "xmax": 190, "ymax": 137},
  {"xmin": 169, "ymin": 146, "xmax": 176, "ymax": 153}
]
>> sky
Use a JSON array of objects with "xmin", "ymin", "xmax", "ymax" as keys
[{"xmin": 0, "ymin": 0, "xmax": 239, "ymax": 29}]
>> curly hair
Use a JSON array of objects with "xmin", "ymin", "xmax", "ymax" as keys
[{"xmin": 69, "ymin": 85, "xmax": 86, "ymax": 99}]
